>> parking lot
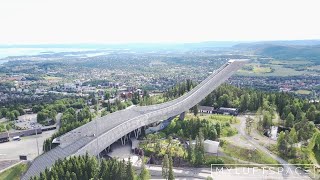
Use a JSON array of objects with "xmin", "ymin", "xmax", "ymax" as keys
[
  {"xmin": 0, "ymin": 130, "xmax": 55, "ymax": 160},
  {"xmin": 15, "ymin": 114, "xmax": 43, "ymax": 130}
]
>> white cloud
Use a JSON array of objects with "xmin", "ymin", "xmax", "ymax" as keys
[{"xmin": 0, "ymin": 0, "xmax": 319, "ymax": 44}]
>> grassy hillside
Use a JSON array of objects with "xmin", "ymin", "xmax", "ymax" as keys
[
  {"xmin": 221, "ymin": 141, "xmax": 279, "ymax": 165},
  {"xmin": 0, "ymin": 162, "xmax": 28, "ymax": 180}
]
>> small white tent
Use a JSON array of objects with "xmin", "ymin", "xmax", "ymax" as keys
[{"xmin": 204, "ymin": 140, "xmax": 219, "ymax": 154}]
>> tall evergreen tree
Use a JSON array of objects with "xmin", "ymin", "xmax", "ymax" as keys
[
  {"xmin": 187, "ymin": 136, "xmax": 195, "ymax": 163},
  {"xmin": 285, "ymin": 112, "xmax": 295, "ymax": 127},
  {"xmin": 288, "ymin": 128, "xmax": 298, "ymax": 144},
  {"xmin": 126, "ymin": 158, "xmax": 136, "ymax": 180},
  {"xmin": 194, "ymin": 131, "xmax": 205, "ymax": 166},
  {"xmin": 139, "ymin": 160, "xmax": 150, "ymax": 180},
  {"xmin": 119, "ymin": 159, "xmax": 127, "ymax": 179},
  {"xmin": 193, "ymin": 105, "xmax": 199, "ymax": 116},
  {"xmin": 162, "ymin": 154, "xmax": 169, "ymax": 179},
  {"xmin": 277, "ymin": 131, "xmax": 288, "ymax": 155},
  {"xmin": 168, "ymin": 156, "xmax": 175, "ymax": 180},
  {"xmin": 215, "ymin": 122, "xmax": 221, "ymax": 137}
]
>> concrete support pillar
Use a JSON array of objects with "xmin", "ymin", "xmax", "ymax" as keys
[
  {"xmin": 134, "ymin": 129, "xmax": 138, "ymax": 138},
  {"xmin": 134, "ymin": 127, "xmax": 141, "ymax": 138},
  {"xmin": 179, "ymin": 112, "xmax": 186, "ymax": 120},
  {"xmin": 121, "ymin": 135, "xmax": 128, "ymax": 145},
  {"xmin": 134, "ymin": 129, "xmax": 137, "ymax": 138},
  {"xmin": 120, "ymin": 136, "xmax": 124, "ymax": 145},
  {"xmin": 104, "ymin": 146, "xmax": 111, "ymax": 153},
  {"xmin": 124, "ymin": 135, "xmax": 127, "ymax": 145}
]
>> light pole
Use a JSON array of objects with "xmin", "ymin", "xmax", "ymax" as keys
[
  {"xmin": 95, "ymin": 119, "xmax": 101, "ymax": 164},
  {"xmin": 35, "ymin": 127, "xmax": 39, "ymax": 156},
  {"xmin": 95, "ymin": 94, "xmax": 101, "ymax": 163}
]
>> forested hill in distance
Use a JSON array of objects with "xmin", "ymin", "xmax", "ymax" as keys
[
  {"xmin": 232, "ymin": 40, "xmax": 320, "ymax": 62},
  {"xmin": 2, "ymin": 40, "xmax": 320, "ymax": 61},
  {"xmin": 0, "ymin": 41, "xmax": 242, "ymax": 50},
  {"xmin": 1, "ymin": 39, "xmax": 320, "ymax": 50}
]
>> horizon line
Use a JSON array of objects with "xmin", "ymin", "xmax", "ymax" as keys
[{"xmin": 1, "ymin": 39, "xmax": 320, "ymax": 46}]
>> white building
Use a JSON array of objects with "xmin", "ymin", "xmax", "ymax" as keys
[
  {"xmin": 199, "ymin": 106, "xmax": 215, "ymax": 114},
  {"xmin": 204, "ymin": 140, "xmax": 219, "ymax": 154}
]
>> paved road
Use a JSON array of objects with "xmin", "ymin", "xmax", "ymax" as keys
[
  {"xmin": 145, "ymin": 165, "xmax": 311, "ymax": 180},
  {"xmin": 55, "ymin": 113, "xmax": 62, "ymax": 130},
  {"xmin": 237, "ymin": 115, "xmax": 311, "ymax": 179},
  {"xmin": 108, "ymin": 143, "xmax": 301, "ymax": 180}
]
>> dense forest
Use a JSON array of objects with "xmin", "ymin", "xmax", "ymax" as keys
[
  {"xmin": 164, "ymin": 115, "xmax": 237, "ymax": 141},
  {"xmin": 30, "ymin": 153, "xmax": 150, "ymax": 180}
]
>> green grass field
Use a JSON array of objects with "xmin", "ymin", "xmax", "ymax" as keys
[
  {"xmin": 43, "ymin": 76, "xmax": 62, "ymax": 81},
  {"xmin": 270, "ymin": 60, "xmax": 313, "ymax": 65},
  {"xmin": 296, "ymin": 90, "xmax": 312, "ymax": 95},
  {"xmin": 307, "ymin": 65, "xmax": 320, "ymax": 71},
  {"xmin": 238, "ymin": 63, "xmax": 308, "ymax": 76},
  {"xmin": 236, "ymin": 58, "xmax": 320, "ymax": 77},
  {"xmin": 0, "ymin": 163, "xmax": 28, "ymax": 180},
  {"xmin": 221, "ymin": 142, "xmax": 279, "ymax": 165},
  {"xmin": 252, "ymin": 66, "xmax": 272, "ymax": 73},
  {"xmin": 186, "ymin": 113, "xmax": 239, "ymax": 124}
]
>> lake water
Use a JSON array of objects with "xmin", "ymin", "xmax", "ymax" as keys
[{"xmin": 0, "ymin": 48, "xmax": 97, "ymax": 59}]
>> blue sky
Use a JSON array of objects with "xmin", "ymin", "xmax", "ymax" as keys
[{"xmin": 0, "ymin": 0, "xmax": 319, "ymax": 44}]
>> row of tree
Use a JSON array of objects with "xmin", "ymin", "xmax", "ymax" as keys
[
  {"xmin": 34, "ymin": 98, "xmax": 87, "ymax": 114},
  {"xmin": 277, "ymin": 129, "xmax": 320, "ymax": 167},
  {"xmin": 37, "ymin": 109, "xmax": 57, "ymax": 124},
  {"xmin": 0, "ymin": 123, "xmax": 11, "ymax": 132},
  {"xmin": 277, "ymin": 129, "xmax": 299, "ymax": 157},
  {"xmin": 164, "ymin": 79, "xmax": 195, "ymax": 100},
  {"xmin": 36, "ymin": 98, "xmax": 89, "ymax": 123},
  {"xmin": 162, "ymin": 154, "xmax": 175, "ymax": 180},
  {"xmin": 0, "ymin": 105, "xmax": 25, "ymax": 121},
  {"xmin": 102, "ymin": 99, "xmax": 132, "ymax": 113},
  {"xmin": 31, "ymin": 153, "xmax": 151, "ymax": 180},
  {"xmin": 132, "ymin": 90, "xmax": 164, "ymax": 106},
  {"xmin": 277, "ymin": 119, "xmax": 317, "ymax": 157},
  {"xmin": 131, "ymin": 79, "xmax": 195, "ymax": 107},
  {"xmin": 0, "ymin": 93, "xmax": 66, "ymax": 106},
  {"xmin": 43, "ymin": 106, "xmax": 93, "ymax": 152},
  {"xmin": 187, "ymin": 131, "xmax": 206, "ymax": 167},
  {"xmin": 202, "ymin": 84, "xmax": 320, "ymax": 127}
]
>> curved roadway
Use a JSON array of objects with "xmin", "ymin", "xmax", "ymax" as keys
[{"xmin": 237, "ymin": 115, "xmax": 312, "ymax": 179}]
